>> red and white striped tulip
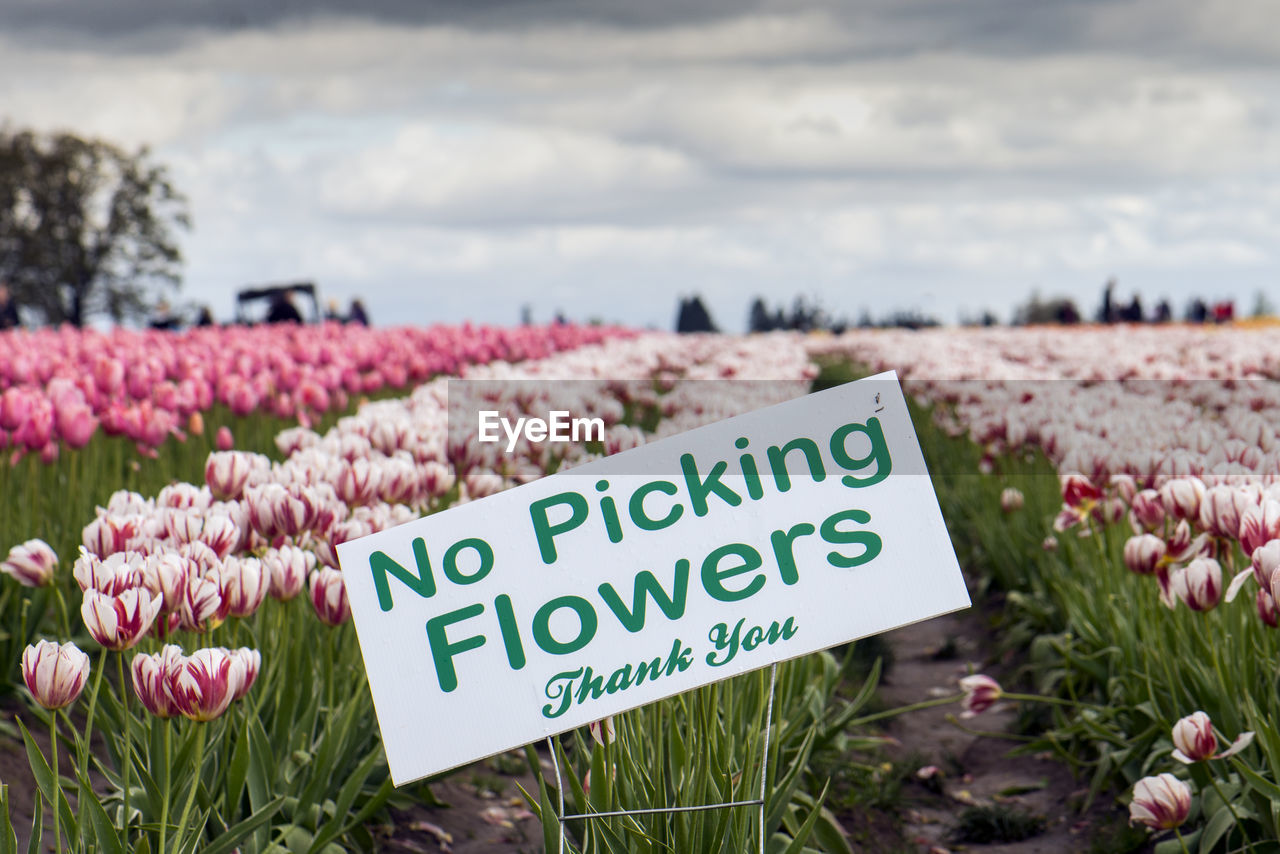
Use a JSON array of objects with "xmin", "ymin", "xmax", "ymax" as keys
[
  {"xmin": 166, "ymin": 647, "xmax": 247, "ymax": 722},
  {"xmin": 264, "ymin": 545, "xmax": 313, "ymax": 601},
  {"xmin": 1240, "ymin": 499, "xmax": 1280, "ymax": 558},
  {"xmin": 81, "ymin": 587, "xmax": 164, "ymax": 650},
  {"xmin": 1170, "ymin": 710, "xmax": 1254, "ymax": 764},
  {"xmin": 1123, "ymin": 534, "xmax": 1165, "ymax": 576},
  {"xmin": 22, "ymin": 640, "xmax": 91, "ymax": 710},
  {"xmin": 1, "ymin": 538, "xmax": 58, "ymax": 587},
  {"xmin": 73, "ymin": 549, "xmax": 144, "ymax": 595},
  {"xmin": 959, "ymin": 674, "xmax": 1002, "ymax": 718},
  {"xmin": 230, "ymin": 647, "xmax": 261, "ymax": 701},
  {"xmin": 1170, "ymin": 557, "xmax": 1222, "ymax": 611},
  {"xmin": 131, "ymin": 644, "xmax": 184, "ymax": 718},
  {"xmin": 221, "ymin": 556, "xmax": 269, "ymax": 618},
  {"xmin": 309, "ymin": 568, "xmax": 350, "ymax": 626},
  {"xmin": 1129, "ymin": 774, "xmax": 1190, "ymax": 829}
]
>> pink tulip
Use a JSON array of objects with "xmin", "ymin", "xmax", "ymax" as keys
[
  {"xmin": 1129, "ymin": 774, "xmax": 1190, "ymax": 829},
  {"xmin": 308, "ymin": 568, "xmax": 350, "ymax": 626},
  {"xmin": 215, "ymin": 426, "xmax": 234, "ymax": 451},
  {"xmin": 22, "ymin": 640, "xmax": 91, "ymax": 710},
  {"xmin": 81, "ymin": 587, "xmax": 164, "ymax": 650},
  {"xmin": 1, "ymin": 538, "xmax": 58, "ymax": 587}
]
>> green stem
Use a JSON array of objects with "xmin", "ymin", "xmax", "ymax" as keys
[
  {"xmin": 843, "ymin": 693, "xmax": 963, "ymax": 728},
  {"xmin": 51, "ymin": 715, "xmax": 62, "ymax": 854},
  {"xmin": 80, "ymin": 649, "xmax": 109, "ymax": 775},
  {"xmin": 1001, "ymin": 691, "xmax": 1086, "ymax": 708},
  {"xmin": 117, "ymin": 652, "xmax": 132, "ymax": 845},
  {"xmin": 944, "ymin": 715, "xmax": 1036, "ymax": 741},
  {"xmin": 52, "ymin": 585, "xmax": 72, "ymax": 641},
  {"xmin": 173, "ymin": 722, "xmax": 206, "ymax": 853},
  {"xmin": 1174, "ymin": 826, "xmax": 1190, "ymax": 854},
  {"xmin": 159, "ymin": 719, "xmax": 171, "ymax": 854}
]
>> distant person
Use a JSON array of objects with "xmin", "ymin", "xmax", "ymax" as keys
[
  {"xmin": 195, "ymin": 306, "xmax": 215, "ymax": 327},
  {"xmin": 324, "ymin": 298, "xmax": 343, "ymax": 322},
  {"xmin": 266, "ymin": 291, "xmax": 303, "ymax": 324},
  {"xmin": 149, "ymin": 299, "xmax": 180, "ymax": 330},
  {"xmin": 0, "ymin": 283, "xmax": 20, "ymax": 330},
  {"xmin": 347, "ymin": 298, "xmax": 369, "ymax": 326}
]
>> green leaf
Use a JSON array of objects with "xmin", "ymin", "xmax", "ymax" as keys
[
  {"xmin": 72, "ymin": 766, "xmax": 126, "ymax": 854},
  {"xmin": 24, "ymin": 795, "xmax": 40, "ymax": 854},
  {"xmin": 1198, "ymin": 800, "xmax": 1241, "ymax": 854},
  {"xmin": 16, "ymin": 718, "xmax": 55, "ymax": 806},
  {"xmin": 201, "ymin": 796, "xmax": 286, "ymax": 854},
  {"xmin": 225, "ymin": 713, "xmax": 252, "ymax": 813},
  {"xmin": 306, "ymin": 748, "xmax": 382, "ymax": 854},
  {"xmin": 0, "ymin": 784, "xmax": 17, "ymax": 854}
]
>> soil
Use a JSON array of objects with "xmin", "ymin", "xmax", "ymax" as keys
[{"xmin": 1, "ymin": 601, "xmax": 1151, "ymax": 853}]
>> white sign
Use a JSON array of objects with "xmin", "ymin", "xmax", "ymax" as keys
[{"xmin": 337, "ymin": 371, "xmax": 969, "ymax": 785}]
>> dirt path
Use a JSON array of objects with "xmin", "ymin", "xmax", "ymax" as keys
[{"xmin": 858, "ymin": 609, "xmax": 1133, "ymax": 853}]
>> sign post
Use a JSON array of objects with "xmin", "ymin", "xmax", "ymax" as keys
[{"xmin": 337, "ymin": 370, "xmax": 969, "ymax": 787}]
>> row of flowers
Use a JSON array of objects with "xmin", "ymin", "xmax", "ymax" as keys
[
  {"xmin": 811, "ymin": 325, "xmax": 1280, "ymax": 847},
  {"xmin": 0, "ymin": 321, "xmax": 629, "ymax": 460},
  {"xmin": 5, "ymin": 331, "xmax": 820, "ymax": 850}
]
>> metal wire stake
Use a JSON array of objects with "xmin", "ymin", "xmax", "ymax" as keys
[{"xmin": 546, "ymin": 662, "xmax": 780, "ymax": 854}]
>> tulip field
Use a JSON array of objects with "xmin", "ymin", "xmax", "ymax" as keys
[{"xmin": 11, "ymin": 320, "xmax": 1280, "ymax": 852}]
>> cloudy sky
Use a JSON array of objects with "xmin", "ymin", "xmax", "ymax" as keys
[{"xmin": 2, "ymin": 0, "xmax": 1277, "ymax": 330}]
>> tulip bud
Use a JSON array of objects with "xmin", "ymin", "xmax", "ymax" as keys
[
  {"xmin": 1171, "ymin": 711, "xmax": 1217, "ymax": 763},
  {"xmin": 959, "ymin": 674, "xmax": 1002, "ymax": 718},
  {"xmin": 1171, "ymin": 557, "xmax": 1222, "ymax": 611},
  {"xmin": 1000, "ymin": 488, "xmax": 1024, "ymax": 513},
  {"xmin": 588, "ymin": 717, "xmax": 615, "ymax": 747},
  {"xmin": 22, "ymin": 640, "xmax": 91, "ymax": 710},
  {"xmin": 1, "ymin": 538, "xmax": 58, "ymax": 587},
  {"xmin": 309, "ymin": 568, "xmax": 350, "ymax": 627},
  {"xmin": 215, "ymin": 426, "xmax": 235, "ymax": 451},
  {"xmin": 1123, "ymin": 534, "xmax": 1165, "ymax": 575},
  {"xmin": 1129, "ymin": 774, "xmax": 1190, "ymax": 829}
]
